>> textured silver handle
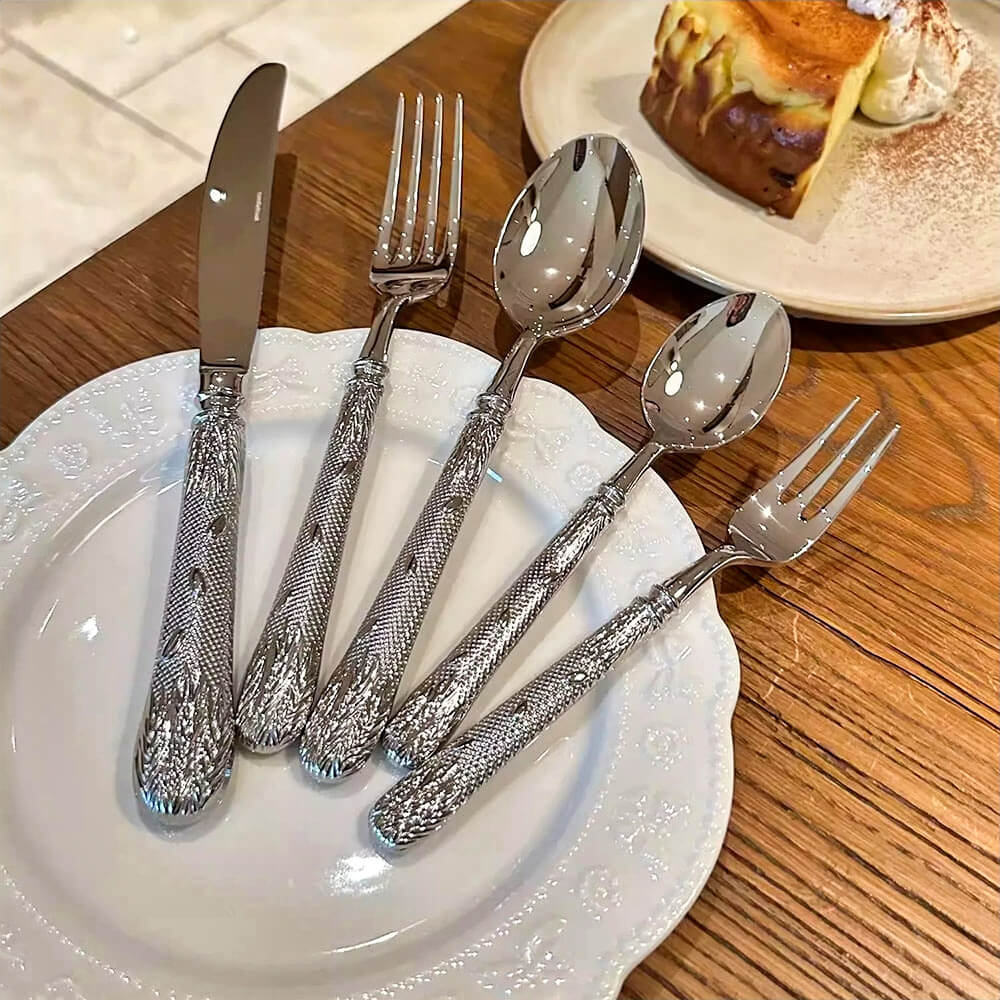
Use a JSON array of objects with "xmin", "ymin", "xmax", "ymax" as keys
[
  {"xmin": 236, "ymin": 359, "xmax": 387, "ymax": 752},
  {"xmin": 370, "ymin": 584, "xmax": 680, "ymax": 850},
  {"xmin": 299, "ymin": 391, "xmax": 511, "ymax": 781},
  {"xmin": 134, "ymin": 391, "xmax": 245, "ymax": 826},
  {"xmin": 381, "ymin": 482, "xmax": 628, "ymax": 769}
]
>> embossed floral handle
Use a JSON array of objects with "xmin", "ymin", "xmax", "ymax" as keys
[
  {"xmin": 134, "ymin": 390, "xmax": 245, "ymax": 826},
  {"xmin": 381, "ymin": 441, "xmax": 663, "ymax": 769},
  {"xmin": 380, "ymin": 487, "xmax": 625, "ymax": 770},
  {"xmin": 370, "ymin": 586, "xmax": 678, "ymax": 851},
  {"xmin": 299, "ymin": 390, "xmax": 512, "ymax": 781},
  {"xmin": 236, "ymin": 359, "xmax": 387, "ymax": 752}
]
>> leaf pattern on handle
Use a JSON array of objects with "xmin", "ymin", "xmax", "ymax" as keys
[
  {"xmin": 236, "ymin": 361, "xmax": 386, "ymax": 751},
  {"xmin": 300, "ymin": 392, "xmax": 510, "ymax": 781},
  {"xmin": 134, "ymin": 393, "xmax": 244, "ymax": 824}
]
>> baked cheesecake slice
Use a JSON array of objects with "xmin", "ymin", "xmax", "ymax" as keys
[{"xmin": 640, "ymin": 0, "xmax": 888, "ymax": 217}]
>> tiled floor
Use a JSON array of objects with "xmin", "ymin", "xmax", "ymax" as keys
[{"xmin": 0, "ymin": 0, "xmax": 466, "ymax": 314}]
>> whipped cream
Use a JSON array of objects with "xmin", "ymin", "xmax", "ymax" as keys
[{"xmin": 849, "ymin": 0, "xmax": 972, "ymax": 124}]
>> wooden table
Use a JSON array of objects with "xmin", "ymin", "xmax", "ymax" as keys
[{"xmin": 2, "ymin": 2, "xmax": 997, "ymax": 997}]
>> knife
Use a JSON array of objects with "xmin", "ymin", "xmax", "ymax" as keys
[{"xmin": 133, "ymin": 63, "xmax": 286, "ymax": 825}]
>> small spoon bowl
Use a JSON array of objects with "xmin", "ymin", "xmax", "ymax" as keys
[
  {"xmin": 643, "ymin": 292, "xmax": 791, "ymax": 451},
  {"xmin": 493, "ymin": 135, "xmax": 645, "ymax": 340}
]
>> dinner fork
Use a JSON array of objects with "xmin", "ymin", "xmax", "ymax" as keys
[
  {"xmin": 369, "ymin": 399, "xmax": 899, "ymax": 850},
  {"xmin": 236, "ymin": 93, "xmax": 463, "ymax": 752}
]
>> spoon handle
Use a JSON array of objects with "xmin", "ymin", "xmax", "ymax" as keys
[
  {"xmin": 299, "ymin": 390, "xmax": 511, "ymax": 782},
  {"xmin": 381, "ymin": 484, "xmax": 627, "ymax": 770},
  {"xmin": 381, "ymin": 440, "xmax": 663, "ymax": 769},
  {"xmin": 369, "ymin": 582, "xmax": 683, "ymax": 851},
  {"xmin": 235, "ymin": 358, "xmax": 388, "ymax": 753}
]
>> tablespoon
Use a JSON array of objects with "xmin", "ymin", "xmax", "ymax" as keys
[
  {"xmin": 300, "ymin": 134, "xmax": 645, "ymax": 781},
  {"xmin": 381, "ymin": 291, "xmax": 790, "ymax": 769},
  {"xmin": 371, "ymin": 399, "xmax": 899, "ymax": 850}
]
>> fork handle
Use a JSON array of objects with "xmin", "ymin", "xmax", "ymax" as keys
[
  {"xmin": 300, "ymin": 391, "xmax": 511, "ymax": 781},
  {"xmin": 134, "ymin": 387, "xmax": 245, "ymax": 825},
  {"xmin": 236, "ymin": 359, "xmax": 388, "ymax": 752},
  {"xmin": 370, "ymin": 544, "xmax": 749, "ymax": 849},
  {"xmin": 369, "ymin": 584, "xmax": 683, "ymax": 850}
]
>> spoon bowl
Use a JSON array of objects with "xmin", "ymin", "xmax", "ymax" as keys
[
  {"xmin": 642, "ymin": 292, "xmax": 790, "ymax": 452},
  {"xmin": 493, "ymin": 135, "xmax": 644, "ymax": 339}
]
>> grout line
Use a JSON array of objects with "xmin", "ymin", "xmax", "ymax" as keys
[
  {"xmin": 4, "ymin": 36, "xmax": 204, "ymax": 163},
  {"xmin": 116, "ymin": 0, "xmax": 286, "ymax": 98},
  {"xmin": 221, "ymin": 34, "xmax": 327, "ymax": 99}
]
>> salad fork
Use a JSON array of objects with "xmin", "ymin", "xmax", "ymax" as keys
[
  {"xmin": 236, "ymin": 92, "xmax": 463, "ymax": 752},
  {"xmin": 370, "ymin": 399, "xmax": 899, "ymax": 850}
]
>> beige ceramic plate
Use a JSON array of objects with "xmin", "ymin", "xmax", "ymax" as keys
[{"xmin": 521, "ymin": 0, "xmax": 1000, "ymax": 324}]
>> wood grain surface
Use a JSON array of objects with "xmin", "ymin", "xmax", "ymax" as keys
[{"xmin": 2, "ymin": 2, "xmax": 998, "ymax": 997}]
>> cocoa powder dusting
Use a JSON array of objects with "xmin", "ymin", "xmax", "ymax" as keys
[{"xmin": 847, "ymin": 36, "xmax": 998, "ymax": 215}]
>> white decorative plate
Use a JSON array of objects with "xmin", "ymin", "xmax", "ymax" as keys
[
  {"xmin": 0, "ymin": 328, "xmax": 739, "ymax": 1000},
  {"xmin": 520, "ymin": 0, "xmax": 1000, "ymax": 324}
]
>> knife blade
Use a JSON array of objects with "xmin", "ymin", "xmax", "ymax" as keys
[
  {"xmin": 134, "ymin": 63, "xmax": 286, "ymax": 826},
  {"xmin": 198, "ymin": 62, "xmax": 285, "ymax": 381}
]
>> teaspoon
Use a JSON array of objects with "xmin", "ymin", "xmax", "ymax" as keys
[{"xmin": 382, "ymin": 291, "xmax": 791, "ymax": 769}]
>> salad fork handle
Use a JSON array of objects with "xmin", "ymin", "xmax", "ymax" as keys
[
  {"xmin": 236, "ymin": 358, "xmax": 388, "ymax": 752},
  {"xmin": 381, "ymin": 440, "xmax": 664, "ymax": 769},
  {"xmin": 299, "ymin": 390, "xmax": 512, "ymax": 781},
  {"xmin": 371, "ymin": 546, "xmax": 747, "ymax": 849},
  {"xmin": 370, "ymin": 586, "xmax": 676, "ymax": 851}
]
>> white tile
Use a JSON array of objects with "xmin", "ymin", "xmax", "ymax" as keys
[
  {"xmin": 0, "ymin": 47, "xmax": 198, "ymax": 312},
  {"xmin": 122, "ymin": 40, "xmax": 319, "ymax": 157},
  {"xmin": 229, "ymin": 0, "xmax": 466, "ymax": 95},
  {"xmin": 2, "ymin": 0, "xmax": 275, "ymax": 98}
]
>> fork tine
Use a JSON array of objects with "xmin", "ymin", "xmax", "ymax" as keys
[
  {"xmin": 816, "ymin": 424, "xmax": 899, "ymax": 524},
  {"xmin": 394, "ymin": 93, "xmax": 424, "ymax": 264},
  {"xmin": 795, "ymin": 409, "xmax": 879, "ymax": 508},
  {"xmin": 419, "ymin": 94, "xmax": 444, "ymax": 263},
  {"xmin": 438, "ymin": 93, "xmax": 463, "ymax": 266},
  {"xmin": 774, "ymin": 397, "xmax": 859, "ymax": 492},
  {"xmin": 375, "ymin": 93, "xmax": 405, "ymax": 265}
]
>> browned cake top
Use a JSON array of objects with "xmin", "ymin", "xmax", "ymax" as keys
[{"xmin": 698, "ymin": 0, "xmax": 888, "ymax": 102}]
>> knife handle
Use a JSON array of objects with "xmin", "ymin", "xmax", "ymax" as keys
[
  {"xmin": 299, "ymin": 391, "xmax": 511, "ymax": 781},
  {"xmin": 380, "ymin": 481, "xmax": 629, "ymax": 770},
  {"xmin": 134, "ymin": 387, "xmax": 245, "ymax": 825},
  {"xmin": 236, "ymin": 359, "xmax": 387, "ymax": 752},
  {"xmin": 370, "ymin": 586, "xmax": 679, "ymax": 851}
]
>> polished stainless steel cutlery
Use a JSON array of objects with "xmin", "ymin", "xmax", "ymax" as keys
[
  {"xmin": 127, "ymin": 73, "xmax": 898, "ymax": 851},
  {"xmin": 134, "ymin": 63, "xmax": 287, "ymax": 824},
  {"xmin": 370, "ymin": 399, "xmax": 899, "ymax": 850},
  {"xmin": 299, "ymin": 134, "xmax": 645, "ymax": 782},
  {"xmin": 381, "ymin": 291, "xmax": 791, "ymax": 769},
  {"xmin": 236, "ymin": 92, "xmax": 463, "ymax": 753}
]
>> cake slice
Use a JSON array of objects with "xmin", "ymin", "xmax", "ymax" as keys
[{"xmin": 640, "ymin": 0, "xmax": 888, "ymax": 217}]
